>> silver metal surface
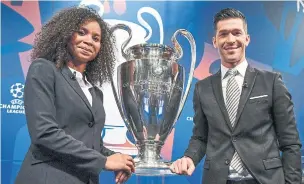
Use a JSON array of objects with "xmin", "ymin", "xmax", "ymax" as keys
[{"xmin": 110, "ymin": 24, "xmax": 196, "ymax": 176}]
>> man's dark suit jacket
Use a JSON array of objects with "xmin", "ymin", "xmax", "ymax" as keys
[
  {"xmin": 15, "ymin": 58, "xmax": 115, "ymax": 184},
  {"xmin": 184, "ymin": 65, "xmax": 302, "ymax": 184}
]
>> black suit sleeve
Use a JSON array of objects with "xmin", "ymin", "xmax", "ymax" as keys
[
  {"xmin": 24, "ymin": 59, "xmax": 107, "ymax": 175},
  {"xmin": 100, "ymin": 138, "xmax": 116, "ymax": 156},
  {"xmin": 184, "ymin": 83, "xmax": 209, "ymax": 166},
  {"xmin": 272, "ymin": 73, "xmax": 302, "ymax": 184}
]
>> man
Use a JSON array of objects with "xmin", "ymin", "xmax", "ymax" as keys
[{"xmin": 170, "ymin": 8, "xmax": 302, "ymax": 184}]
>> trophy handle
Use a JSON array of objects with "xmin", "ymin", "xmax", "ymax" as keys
[
  {"xmin": 108, "ymin": 67, "xmax": 134, "ymax": 142},
  {"xmin": 110, "ymin": 23, "xmax": 132, "ymax": 60},
  {"xmin": 171, "ymin": 29, "xmax": 196, "ymax": 124},
  {"xmin": 108, "ymin": 24, "xmax": 134, "ymax": 139}
]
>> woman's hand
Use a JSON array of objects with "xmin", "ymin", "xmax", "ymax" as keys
[
  {"xmin": 105, "ymin": 153, "xmax": 135, "ymax": 174},
  {"xmin": 114, "ymin": 170, "xmax": 132, "ymax": 184}
]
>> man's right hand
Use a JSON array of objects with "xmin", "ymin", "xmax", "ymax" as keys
[
  {"xmin": 105, "ymin": 153, "xmax": 135, "ymax": 174},
  {"xmin": 169, "ymin": 156, "xmax": 195, "ymax": 175}
]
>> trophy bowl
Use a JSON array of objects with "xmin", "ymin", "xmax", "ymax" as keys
[{"xmin": 109, "ymin": 24, "xmax": 196, "ymax": 176}]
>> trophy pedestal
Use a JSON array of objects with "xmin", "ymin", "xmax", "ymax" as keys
[
  {"xmin": 134, "ymin": 169, "xmax": 176, "ymax": 184},
  {"xmin": 133, "ymin": 143, "xmax": 176, "ymax": 176},
  {"xmin": 133, "ymin": 161, "xmax": 175, "ymax": 184},
  {"xmin": 134, "ymin": 158, "xmax": 175, "ymax": 176},
  {"xmin": 135, "ymin": 175, "xmax": 166, "ymax": 184}
]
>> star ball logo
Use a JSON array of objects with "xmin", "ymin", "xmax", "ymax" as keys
[
  {"xmin": 11, "ymin": 83, "xmax": 24, "ymax": 99},
  {"xmin": 0, "ymin": 83, "xmax": 25, "ymax": 114}
]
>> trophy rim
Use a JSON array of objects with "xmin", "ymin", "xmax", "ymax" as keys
[
  {"xmin": 126, "ymin": 43, "xmax": 174, "ymax": 53},
  {"xmin": 117, "ymin": 58, "xmax": 182, "ymax": 68}
]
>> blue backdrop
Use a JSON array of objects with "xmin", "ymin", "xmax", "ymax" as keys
[{"xmin": 1, "ymin": 1, "xmax": 303, "ymax": 184}]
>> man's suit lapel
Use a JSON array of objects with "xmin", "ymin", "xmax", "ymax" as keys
[
  {"xmin": 211, "ymin": 71, "xmax": 233, "ymax": 131},
  {"xmin": 61, "ymin": 66, "xmax": 94, "ymax": 116},
  {"xmin": 234, "ymin": 65, "xmax": 257, "ymax": 128}
]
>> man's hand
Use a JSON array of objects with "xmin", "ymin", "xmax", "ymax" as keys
[
  {"xmin": 169, "ymin": 156, "xmax": 195, "ymax": 175},
  {"xmin": 114, "ymin": 170, "xmax": 131, "ymax": 184},
  {"xmin": 105, "ymin": 153, "xmax": 135, "ymax": 174}
]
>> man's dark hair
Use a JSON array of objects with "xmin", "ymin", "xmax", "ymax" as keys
[{"xmin": 213, "ymin": 8, "xmax": 247, "ymax": 33}]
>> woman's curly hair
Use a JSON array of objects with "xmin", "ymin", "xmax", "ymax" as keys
[{"xmin": 31, "ymin": 6, "xmax": 116, "ymax": 85}]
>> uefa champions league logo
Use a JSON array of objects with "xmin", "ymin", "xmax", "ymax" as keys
[
  {"xmin": 0, "ymin": 83, "xmax": 25, "ymax": 114},
  {"xmin": 10, "ymin": 83, "xmax": 24, "ymax": 99}
]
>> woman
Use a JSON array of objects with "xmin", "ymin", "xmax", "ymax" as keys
[{"xmin": 15, "ymin": 7, "xmax": 134, "ymax": 184}]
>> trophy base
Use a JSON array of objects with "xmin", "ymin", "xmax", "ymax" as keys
[{"xmin": 134, "ymin": 160, "xmax": 176, "ymax": 176}]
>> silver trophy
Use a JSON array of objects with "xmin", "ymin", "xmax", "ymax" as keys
[{"xmin": 109, "ymin": 24, "xmax": 196, "ymax": 176}]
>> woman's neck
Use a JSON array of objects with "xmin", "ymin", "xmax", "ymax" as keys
[{"xmin": 67, "ymin": 61, "xmax": 86, "ymax": 74}]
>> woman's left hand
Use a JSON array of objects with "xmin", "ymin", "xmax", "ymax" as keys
[{"xmin": 114, "ymin": 170, "xmax": 132, "ymax": 184}]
